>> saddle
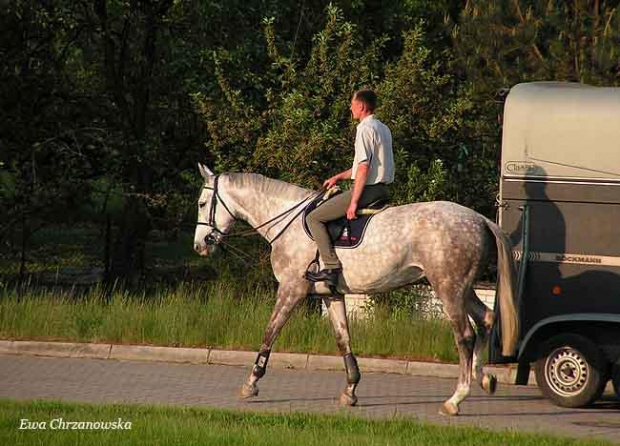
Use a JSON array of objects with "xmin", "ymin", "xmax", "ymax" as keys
[{"xmin": 302, "ymin": 187, "xmax": 389, "ymax": 249}]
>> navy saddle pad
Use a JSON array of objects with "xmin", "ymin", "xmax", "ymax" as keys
[{"xmin": 302, "ymin": 192, "xmax": 387, "ymax": 249}]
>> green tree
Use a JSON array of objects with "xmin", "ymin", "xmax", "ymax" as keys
[
  {"xmin": 446, "ymin": 0, "xmax": 620, "ymax": 212},
  {"xmin": 452, "ymin": 0, "xmax": 620, "ymax": 91},
  {"xmin": 0, "ymin": 1, "xmax": 109, "ymax": 278},
  {"xmin": 0, "ymin": 0, "xmax": 205, "ymax": 282}
]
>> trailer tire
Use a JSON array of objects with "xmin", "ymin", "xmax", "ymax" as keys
[{"xmin": 534, "ymin": 334, "xmax": 608, "ymax": 408}]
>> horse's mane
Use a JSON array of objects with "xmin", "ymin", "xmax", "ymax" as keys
[{"xmin": 226, "ymin": 173, "xmax": 312, "ymax": 201}]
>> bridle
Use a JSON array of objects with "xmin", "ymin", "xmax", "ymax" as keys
[
  {"xmin": 196, "ymin": 174, "xmax": 323, "ymax": 249},
  {"xmin": 196, "ymin": 175, "xmax": 236, "ymax": 246}
]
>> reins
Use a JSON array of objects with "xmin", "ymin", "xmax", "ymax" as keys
[{"xmin": 196, "ymin": 175, "xmax": 324, "ymax": 264}]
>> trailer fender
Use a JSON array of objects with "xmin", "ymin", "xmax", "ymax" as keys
[{"xmin": 518, "ymin": 313, "xmax": 620, "ymax": 363}]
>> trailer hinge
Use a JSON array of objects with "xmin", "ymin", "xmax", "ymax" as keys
[{"xmin": 495, "ymin": 194, "xmax": 508, "ymax": 209}]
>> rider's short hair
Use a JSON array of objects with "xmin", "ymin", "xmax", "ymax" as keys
[{"xmin": 353, "ymin": 90, "xmax": 377, "ymax": 112}]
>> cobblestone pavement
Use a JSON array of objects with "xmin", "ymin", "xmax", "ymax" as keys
[{"xmin": 0, "ymin": 354, "xmax": 618, "ymax": 443}]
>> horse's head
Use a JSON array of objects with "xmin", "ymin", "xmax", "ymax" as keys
[{"xmin": 193, "ymin": 164, "xmax": 236, "ymax": 257}]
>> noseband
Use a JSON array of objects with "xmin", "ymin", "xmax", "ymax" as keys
[{"xmin": 196, "ymin": 175, "xmax": 235, "ymax": 246}]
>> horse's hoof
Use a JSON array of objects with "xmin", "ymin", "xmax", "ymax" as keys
[
  {"xmin": 482, "ymin": 374, "xmax": 497, "ymax": 395},
  {"xmin": 240, "ymin": 382, "xmax": 259, "ymax": 399},
  {"xmin": 339, "ymin": 392, "xmax": 358, "ymax": 407},
  {"xmin": 439, "ymin": 401, "xmax": 459, "ymax": 416}
]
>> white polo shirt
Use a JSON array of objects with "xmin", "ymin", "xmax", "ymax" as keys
[{"xmin": 351, "ymin": 115, "xmax": 394, "ymax": 184}]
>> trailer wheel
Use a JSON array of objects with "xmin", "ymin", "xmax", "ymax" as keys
[{"xmin": 534, "ymin": 334, "xmax": 608, "ymax": 408}]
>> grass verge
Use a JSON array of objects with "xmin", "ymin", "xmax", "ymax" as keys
[
  {"xmin": 0, "ymin": 399, "xmax": 611, "ymax": 446},
  {"xmin": 0, "ymin": 283, "xmax": 457, "ymax": 362}
]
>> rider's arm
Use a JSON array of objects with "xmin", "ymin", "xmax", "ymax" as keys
[
  {"xmin": 337, "ymin": 169, "xmax": 352, "ymax": 181},
  {"xmin": 324, "ymin": 169, "xmax": 352, "ymax": 188},
  {"xmin": 347, "ymin": 162, "xmax": 368, "ymax": 219}
]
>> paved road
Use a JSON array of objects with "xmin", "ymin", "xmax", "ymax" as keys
[{"xmin": 0, "ymin": 354, "xmax": 618, "ymax": 443}]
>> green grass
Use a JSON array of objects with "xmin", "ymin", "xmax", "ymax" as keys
[
  {"xmin": 0, "ymin": 399, "xmax": 611, "ymax": 446},
  {"xmin": 0, "ymin": 282, "xmax": 457, "ymax": 362},
  {"xmin": 0, "ymin": 223, "xmax": 456, "ymax": 362}
]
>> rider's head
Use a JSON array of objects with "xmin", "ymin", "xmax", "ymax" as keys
[{"xmin": 350, "ymin": 89, "xmax": 377, "ymax": 120}]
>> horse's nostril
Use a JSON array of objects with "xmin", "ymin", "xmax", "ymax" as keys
[{"xmin": 194, "ymin": 244, "xmax": 201, "ymax": 252}]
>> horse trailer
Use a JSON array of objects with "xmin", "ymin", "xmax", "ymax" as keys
[{"xmin": 491, "ymin": 82, "xmax": 620, "ymax": 407}]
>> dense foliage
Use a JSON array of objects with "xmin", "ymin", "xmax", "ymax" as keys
[{"xmin": 1, "ymin": 0, "xmax": 619, "ymax": 280}]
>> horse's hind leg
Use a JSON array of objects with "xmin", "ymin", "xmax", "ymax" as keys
[
  {"xmin": 322, "ymin": 294, "xmax": 360, "ymax": 407},
  {"xmin": 240, "ymin": 278, "xmax": 308, "ymax": 399},
  {"xmin": 435, "ymin": 286, "xmax": 475, "ymax": 416},
  {"xmin": 466, "ymin": 289, "xmax": 497, "ymax": 394}
]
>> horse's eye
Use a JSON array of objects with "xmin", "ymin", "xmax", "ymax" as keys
[{"xmin": 199, "ymin": 202, "xmax": 206, "ymax": 209}]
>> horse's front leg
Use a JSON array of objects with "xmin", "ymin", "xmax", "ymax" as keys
[
  {"xmin": 240, "ymin": 279, "xmax": 308, "ymax": 399},
  {"xmin": 322, "ymin": 294, "xmax": 360, "ymax": 407}
]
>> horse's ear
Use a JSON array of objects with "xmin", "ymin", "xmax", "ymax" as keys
[{"xmin": 198, "ymin": 163, "xmax": 214, "ymax": 179}]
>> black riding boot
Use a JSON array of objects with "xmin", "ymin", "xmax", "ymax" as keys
[{"xmin": 305, "ymin": 268, "xmax": 341, "ymax": 287}]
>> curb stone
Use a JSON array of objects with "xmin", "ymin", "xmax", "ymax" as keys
[
  {"xmin": 406, "ymin": 360, "xmax": 459, "ymax": 379},
  {"xmin": 0, "ymin": 339, "xmax": 534, "ymax": 385},
  {"xmin": 306, "ymin": 354, "xmax": 344, "ymax": 371},
  {"xmin": 268, "ymin": 352, "xmax": 309, "ymax": 369},
  {"xmin": 110, "ymin": 344, "xmax": 210, "ymax": 364},
  {"xmin": 208, "ymin": 349, "xmax": 257, "ymax": 366},
  {"xmin": 359, "ymin": 357, "xmax": 408, "ymax": 374},
  {"xmin": 0, "ymin": 340, "xmax": 111, "ymax": 359}
]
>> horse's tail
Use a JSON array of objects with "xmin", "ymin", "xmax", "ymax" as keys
[{"xmin": 485, "ymin": 218, "xmax": 519, "ymax": 356}]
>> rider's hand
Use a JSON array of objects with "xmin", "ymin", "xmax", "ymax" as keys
[
  {"xmin": 346, "ymin": 202, "xmax": 358, "ymax": 220},
  {"xmin": 323, "ymin": 176, "xmax": 338, "ymax": 190}
]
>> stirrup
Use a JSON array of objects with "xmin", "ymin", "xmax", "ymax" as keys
[{"xmin": 305, "ymin": 252, "xmax": 321, "ymax": 277}]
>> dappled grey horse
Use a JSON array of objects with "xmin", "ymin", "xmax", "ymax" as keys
[{"xmin": 193, "ymin": 165, "xmax": 518, "ymax": 416}]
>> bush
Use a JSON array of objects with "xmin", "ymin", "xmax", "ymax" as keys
[{"xmin": 192, "ymin": 5, "xmax": 495, "ymax": 210}]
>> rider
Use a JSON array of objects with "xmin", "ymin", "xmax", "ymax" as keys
[{"xmin": 305, "ymin": 89, "xmax": 394, "ymax": 286}]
